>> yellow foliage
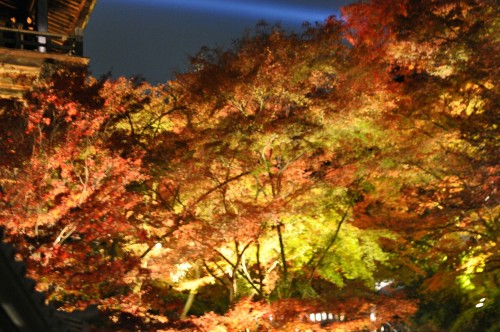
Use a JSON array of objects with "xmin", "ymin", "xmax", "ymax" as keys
[
  {"xmin": 484, "ymin": 80, "xmax": 495, "ymax": 89},
  {"xmin": 174, "ymin": 276, "xmax": 216, "ymax": 292}
]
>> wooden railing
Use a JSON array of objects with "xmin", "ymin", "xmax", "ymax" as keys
[{"xmin": 0, "ymin": 27, "xmax": 83, "ymax": 56}]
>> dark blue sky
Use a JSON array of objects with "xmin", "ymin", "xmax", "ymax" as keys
[{"xmin": 84, "ymin": 0, "xmax": 352, "ymax": 84}]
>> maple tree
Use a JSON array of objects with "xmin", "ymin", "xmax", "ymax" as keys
[
  {"xmin": 0, "ymin": 66, "xmax": 166, "ymax": 319},
  {"xmin": 147, "ymin": 23, "xmax": 399, "ymax": 314},
  {"xmin": 341, "ymin": 0, "xmax": 499, "ymax": 330},
  {"xmin": 0, "ymin": 0, "xmax": 497, "ymax": 330}
]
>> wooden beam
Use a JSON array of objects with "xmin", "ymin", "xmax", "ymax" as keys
[{"xmin": 0, "ymin": 47, "xmax": 89, "ymax": 66}]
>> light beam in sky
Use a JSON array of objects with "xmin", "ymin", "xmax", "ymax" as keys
[{"xmin": 110, "ymin": 0, "xmax": 337, "ymax": 23}]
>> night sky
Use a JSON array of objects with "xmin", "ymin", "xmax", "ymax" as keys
[{"xmin": 84, "ymin": 0, "xmax": 353, "ymax": 84}]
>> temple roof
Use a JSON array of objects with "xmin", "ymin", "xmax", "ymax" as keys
[{"xmin": 0, "ymin": 0, "xmax": 97, "ymax": 35}]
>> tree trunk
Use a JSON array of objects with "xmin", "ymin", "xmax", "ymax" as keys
[
  {"xmin": 180, "ymin": 260, "xmax": 200, "ymax": 319},
  {"xmin": 276, "ymin": 220, "xmax": 288, "ymax": 281}
]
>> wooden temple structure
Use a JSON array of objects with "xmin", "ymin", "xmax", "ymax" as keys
[{"xmin": 0, "ymin": 0, "xmax": 97, "ymax": 98}]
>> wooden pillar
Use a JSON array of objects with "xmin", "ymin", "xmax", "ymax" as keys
[
  {"xmin": 37, "ymin": 0, "xmax": 48, "ymax": 52},
  {"xmin": 74, "ymin": 27, "xmax": 84, "ymax": 56}
]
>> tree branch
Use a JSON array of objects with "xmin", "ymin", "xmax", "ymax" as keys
[{"xmin": 307, "ymin": 205, "xmax": 350, "ymax": 284}]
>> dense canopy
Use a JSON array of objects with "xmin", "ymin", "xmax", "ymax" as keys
[{"xmin": 0, "ymin": 0, "xmax": 498, "ymax": 330}]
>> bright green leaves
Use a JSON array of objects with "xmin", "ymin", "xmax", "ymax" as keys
[
  {"xmin": 333, "ymin": 225, "xmax": 391, "ymax": 282},
  {"xmin": 283, "ymin": 212, "xmax": 392, "ymax": 288}
]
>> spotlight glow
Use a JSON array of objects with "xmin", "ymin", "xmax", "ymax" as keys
[{"xmin": 111, "ymin": 0, "xmax": 337, "ymax": 23}]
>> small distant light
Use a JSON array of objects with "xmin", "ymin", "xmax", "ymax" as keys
[
  {"xmin": 381, "ymin": 326, "xmax": 385, "ymax": 332},
  {"xmin": 485, "ymin": 196, "xmax": 489, "ymax": 201},
  {"xmin": 375, "ymin": 280, "xmax": 393, "ymax": 290},
  {"xmin": 328, "ymin": 312, "xmax": 333, "ymax": 320},
  {"xmin": 321, "ymin": 312, "xmax": 327, "ymax": 321},
  {"xmin": 315, "ymin": 313, "xmax": 321, "ymax": 321},
  {"xmin": 476, "ymin": 302, "xmax": 484, "ymax": 308},
  {"xmin": 340, "ymin": 313, "xmax": 345, "ymax": 321},
  {"xmin": 309, "ymin": 313, "xmax": 315, "ymax": 322},
  {"xmin": 154, "ymin": 242, "xmax": 162, "ymax": 249},
  {"xmin": 269, "ymin": 314, "xmax": 273, "ymax": 322},
  {"xmin": 370, "ymin": 312, "xmax": 377, "ymax": 322},
  {"xmin": 480, "ymin": 298, "xmax": 486, "ymax": 302}
]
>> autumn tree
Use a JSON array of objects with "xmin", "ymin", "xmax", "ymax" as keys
[
  {"xmin": 139, "ymin": 22, "xmax": 402, "ymax": 322},
  {"xmin": 0, "ymin": 66, "xmax": 171, "ymax": 320},
  {"xmin": 341, "ymin": 0, "xmax": 499, "ymax": 330}
]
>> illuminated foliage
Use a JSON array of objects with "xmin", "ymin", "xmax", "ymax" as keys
[{"xmin": 0, "ymin": 0, "xmax": 497, "ymax": 330}]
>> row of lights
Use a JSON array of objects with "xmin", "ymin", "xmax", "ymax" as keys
[{"xmin": 309, "ymin": 312, "xmax": 346, "ymax": 322}]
